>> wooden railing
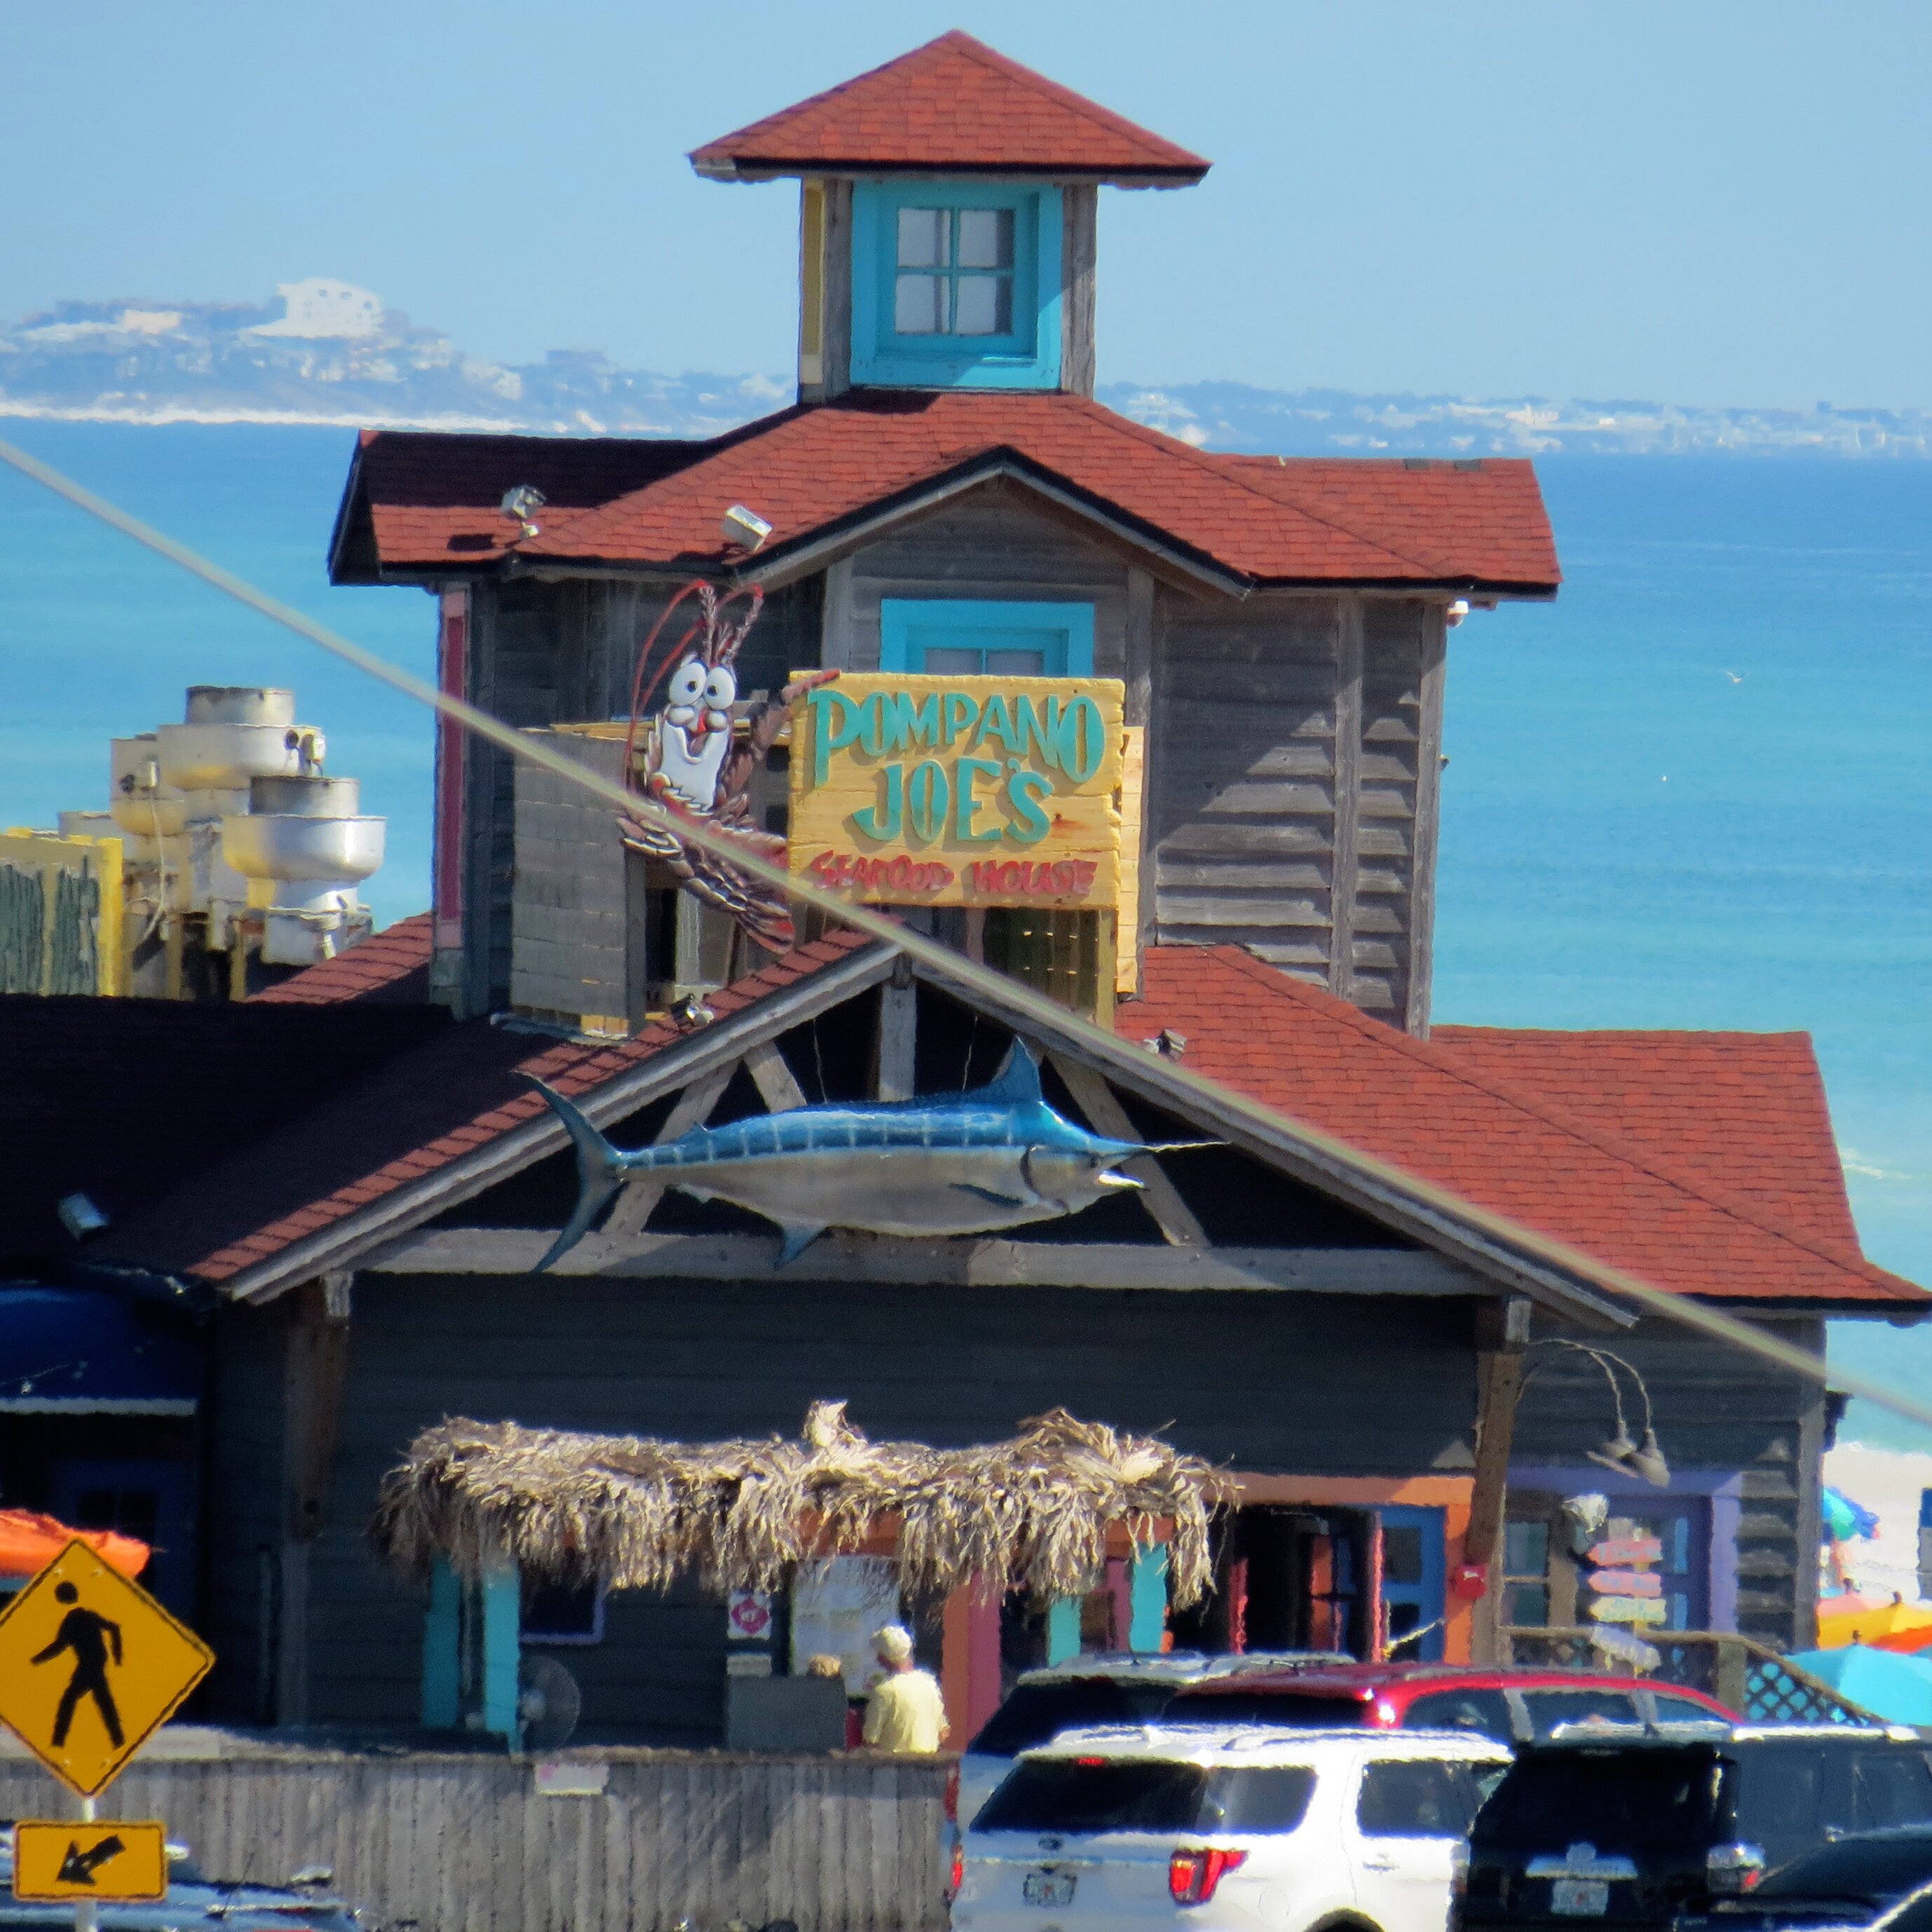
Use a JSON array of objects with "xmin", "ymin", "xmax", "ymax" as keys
[{"xmin": 1502, "ymin": 1626, "xmax": 1888, "ymax": 1727}]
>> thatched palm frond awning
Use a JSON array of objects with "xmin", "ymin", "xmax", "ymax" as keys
[{"xmin": 371, "ymin": 1400, "xmax": 1220, "ymax": 1609}]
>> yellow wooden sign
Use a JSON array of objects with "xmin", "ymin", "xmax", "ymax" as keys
[
  {"xmin": 787, "ymin": 673, "xmax": 1125, "ymax": 909},
  {"xmin": 0, "ymin": 1539, "xmax": 213, "ymax": 1796},
  {"xmin": 12, "ymin": 1821, "xmax": 168, "ymax": 1902}
]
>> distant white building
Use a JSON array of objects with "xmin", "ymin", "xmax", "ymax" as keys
[{"xmin": 250, "ymin": 278, "xmax": 385, "ymax": 339}]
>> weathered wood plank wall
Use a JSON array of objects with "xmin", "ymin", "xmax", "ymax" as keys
[
  {"xmin": 0, "ymin": 1752, "xmax": 950, "ymax": 1932},
  {"xmin": 463, "ymin": 578, "xmax": 822, "ymax": 1012},
  {"xmin": 829, "ymin": 489, "xmax": 1131, "ymax": 675},
  {"xmin": 208, "ymin": 1277, "xmax": 1480, "ymax": 1729},
  {"xmin": 1147, "ymin": 588, "xmax": 1448, "ymax": 1029},
  {"xmin": 1513, "ymin": 1314, "xmax": 1826, "ymax": 1649}
]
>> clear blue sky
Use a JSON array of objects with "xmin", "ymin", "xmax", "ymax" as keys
[{"xmin": 8, "ymin": 1, "xmax": 1928, "ymax": 405}]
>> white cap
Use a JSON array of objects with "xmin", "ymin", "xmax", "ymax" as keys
[{"xmin": 873, "ymin": 1624, "xmax": 914, "ymax": 1663}]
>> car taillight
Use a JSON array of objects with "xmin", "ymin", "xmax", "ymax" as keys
[
  {"xmin": 948, "ymin": 1835, "xmax": 964, "ymax": 1899},
  {"xmin": 1450, "ymin": 1844, "xmax": 1469, "ymax": 1903},
  {"xmin": 944, "ymin": 1765, "xmax": 960, "ymax": 1823},
  {"xmin": 1706, "ymin": 1844, "xmax": 1765, "ymax": 1895},
  {"xmin": 1169, "ymin": 1848, "xmax": 1248, "ymax": 1905},
  {"xmin": 1373, "ymin": 1699, "xmax": 1400, "ymax": 1727}
]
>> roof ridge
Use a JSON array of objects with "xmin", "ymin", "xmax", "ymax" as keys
[
  {"xmin": 1056, "ymin": 395, "xmax": 1441, "ymax": 576},
  {"xmin": 1433, "ymin": 1023, "xmax": 1818, "ymax": 1046},
  {"xmin": 937, "ymin": 32, "xmax": 1210, "ymax": 164},
  {"xmin": 1195, "ymin": 449, "xmax": 1464, "ymax": 577},
  {"xmin": 690, "ymin": 30, "xmax": 1209, "ymax": 177},
  {"xmin": 1204, "ymin": 947, "xmax": 1913, "ymax": 1298}
]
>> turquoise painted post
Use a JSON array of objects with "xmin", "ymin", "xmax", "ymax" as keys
[
  {"xmin": 421, "ymin": 1558, "xmax": 460, "ymax": 1729},
  {"xmin": 1046, "ymin": 1596, "xmax": 1082, "ymax": 1666},
  {"xmin": 1128, "ymin": 1544, "xmax": 1169, "ymax": 1653},
  {"xmin": 480, "ymin": 1550, "xmax": 522, "ymax": 1748}
]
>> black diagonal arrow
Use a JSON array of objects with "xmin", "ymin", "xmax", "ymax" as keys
[{"xmin": 57, "ymin": 1836, "xmax": 126, "ymax": 1887}]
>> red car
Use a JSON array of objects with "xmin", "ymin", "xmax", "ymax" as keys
[{"xmin": 1164, "ymin": 1659, "xmax": 1739, "ymax": 1743}]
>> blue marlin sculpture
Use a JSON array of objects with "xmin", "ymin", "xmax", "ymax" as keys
[{"xmin": 527, "ymin": 1043, "xmax": 1192, "ymax": 1270}]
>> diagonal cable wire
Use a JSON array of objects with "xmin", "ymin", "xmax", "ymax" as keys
[{"xmin": 4, "ymin": 432, "xmax": 1930, "ymax": 1434}]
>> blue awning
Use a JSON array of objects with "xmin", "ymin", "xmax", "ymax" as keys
[{"xmin": 0, "ymin": 1285, "xmax": 201, "ymax": 1414}]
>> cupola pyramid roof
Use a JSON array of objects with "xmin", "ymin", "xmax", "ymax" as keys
[{"xmin": 690, "ymin": 29, "xmax": 1210, "ymax": 184}]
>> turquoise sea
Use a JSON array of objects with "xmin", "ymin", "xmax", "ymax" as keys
[{"xmin": 1, "ymin": 425, "xmax": 1928, "ymax": 1441}]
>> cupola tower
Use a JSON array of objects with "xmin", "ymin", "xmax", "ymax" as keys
[{"xmin": 688, "ymin": 31, "xmax": 1209, "ymax": 402}]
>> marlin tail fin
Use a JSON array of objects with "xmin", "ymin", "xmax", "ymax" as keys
[
  {"xmin": 524, "ymin": 1077, "xmax": 628, "ymax": 1271},
  {"xmin": 974, "ymin": 1040, "xmax": 1045, "ymax": 1106}
]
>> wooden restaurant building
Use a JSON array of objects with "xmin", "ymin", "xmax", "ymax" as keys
[{"xmin": 56, "ymin": 32, "xmax": 1927, "ymax": 1762}]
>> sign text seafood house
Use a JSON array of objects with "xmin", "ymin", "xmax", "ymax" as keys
[{"xmin": 787, "ymin": 673, "xmax": 1125, "ymax": 904}]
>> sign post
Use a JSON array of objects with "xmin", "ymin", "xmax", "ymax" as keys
[{"xmin": 0, "ymin": 1538, "xmax": 214, "ymax": 1930}]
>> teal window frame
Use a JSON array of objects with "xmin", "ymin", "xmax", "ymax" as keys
[
  {"xmin": 850, "ymin": 180, "xmax": 1063, "ymax": 390},
  {"xmin": 879, "ymin": 599, "xmax": 1094, "ymax": 676}
]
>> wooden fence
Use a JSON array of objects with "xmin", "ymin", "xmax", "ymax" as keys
[{"xmin": 0, "ymin": 1748, "xmax": 951, "ymax": 1932}]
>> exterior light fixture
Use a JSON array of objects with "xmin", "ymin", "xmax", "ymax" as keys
[
  {"xmin": 57, "ymin": 1192, "xmax": 110, "ymax": 1239},
  {"xmin": 1528, "ymin": 1338, "xmax": 1672, "ymax": 1488},
  {"xmin": 500, "ymin": 485, "xmax": 547, "ymax": 540},
  {"xmin": 720, "ymin": 504, "xmax": 773, "ymax": 552}
]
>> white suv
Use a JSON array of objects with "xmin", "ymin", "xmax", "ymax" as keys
[{"xmin": 953, "ymin": 1724, "xmax": 1510, "ymax": 1932}]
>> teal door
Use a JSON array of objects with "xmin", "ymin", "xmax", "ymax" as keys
[{"xmin": 1380, "ymin": 1505, "xmax": 1447, "ymax": 1661}]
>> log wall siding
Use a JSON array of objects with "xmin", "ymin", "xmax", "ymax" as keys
[
  {"xmin": 206, "ymin": 1276, "xmax": 1483, "ymax": 1731},
  {"xmin": 463, "ymin": 578, "xmax": 823, "ymax": 1012},
  {"xmin": 1513, "ymin": 1314, "xmax": 1828, "ymax": 1651},
  {"xmin": 0, "ymin": 1752, "xmax": 951, "ymax": 1932},
  {"xmin": 1148, "ymin": 589, "xmax": 1447, "ymax": 1025},
  {"xmin": 825, "ymin": 491, "xmax": 1132, "ymax": 675}
]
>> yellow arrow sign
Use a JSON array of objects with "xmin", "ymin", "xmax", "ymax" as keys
[
  {"xmin": 0, "ymin": 1539, "xmax": 212, "ymax": 1796},
  {"xmin": 12, "ymin": 1821, "xmax": 168, "ymax": 1902}
]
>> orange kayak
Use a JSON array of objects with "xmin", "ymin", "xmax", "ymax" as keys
[{"xmin": 0, "ymin": 1509, "xmax": 149, "ymax": 1581}]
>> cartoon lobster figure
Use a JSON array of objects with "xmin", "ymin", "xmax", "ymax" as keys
[{"xmin": 620, "ymin": 582, "xmax": 837, "ymax": 954}]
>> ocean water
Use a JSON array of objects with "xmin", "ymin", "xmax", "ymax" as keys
[{"xmin": 1, "ymin": 426, "xmax": 1928, "ymax": 1441}]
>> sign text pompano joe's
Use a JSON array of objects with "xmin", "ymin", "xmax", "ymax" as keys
[{"xmin": 787, "ymin": 673, "xmax": 1124, "ymax": 908}]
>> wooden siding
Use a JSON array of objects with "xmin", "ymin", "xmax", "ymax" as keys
[
  {"xmin": 825, "ymin": 490, "xmax": 1131, "ymax": 676},
  {"xmin": 1148, "ymin": 589, "xmax": 1449, "ymax": 1027},
  {"xmin": 463, "ymin": 578, "xmax": 822, "ymax": 1012},
  {"xmin": 207, "ymin": 1277, "xmax": 1483, "ymax": 1730},
  {"xmin": 0, "ymin": 1750, "xmax": 949, "ymax": 1932},
  {"xmin": 1512, "ymin": 1314, "xmax": 1827, "ymax": 1650}
]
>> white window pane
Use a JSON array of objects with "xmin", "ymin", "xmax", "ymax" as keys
[
  {"xmin": 894, "ymin": 274, "xmax": 945, "ymax": 334},
  {"xmin": 956, "ymin": 208, "xmax": 1013, "ymax": 269},
  {"xmin": 953, "ymin": 275, "xmax": 1012, "ymax": 336},
  {"xmin": 921, "ymin": 648, "xmax": 982, "ymax": 675},
  {"xmin": 897, "ymin": 208, "xmax": 945, "ymax": 267},
  {"xmin": 984, "ymin": 648, "xmax": 1046, "ymax": 676}
]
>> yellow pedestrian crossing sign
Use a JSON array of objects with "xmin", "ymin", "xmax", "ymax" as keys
[
  {"xmin": 12, "ymin": 1821, "xmax": 169, "ymax": 1902},
  {"xmin": 0, "ymin": 1539, "xmax": 212, "ymax": 1796}
]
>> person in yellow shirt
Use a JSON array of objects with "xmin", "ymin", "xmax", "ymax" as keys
[{"xmin": 860, "ymin": 1624, "xmax": 950, "ymax": 1753}]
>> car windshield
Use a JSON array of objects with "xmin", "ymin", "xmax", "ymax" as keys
[
  {"xmin": 975, "ymin": 1759, "xmax": 1318, "ymax": 1835},
  {"xmin": 1758, "ymin": 1839, "xmax": 1932, "ymax": 1903},
  {"xmin": 1164, "ymin": 1691, "xmax": 1370, "ymax": 1727},
  {"xmin": 1477, "ymin": 1749, "xmax": 1727, "ymax": 1853},
  {"xmin": 971, "ymin": 1679, "xmax": 1182, "ymax": 1755}
]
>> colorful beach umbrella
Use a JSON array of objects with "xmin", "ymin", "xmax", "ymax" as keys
[
  {"xmin": 1824, "ymin": 1487, "xmax": 1882, "ymax": 1542},
  {"xmin": 1788, "ymin": 1643, "xmax": 1932, "ymax": 1726}
]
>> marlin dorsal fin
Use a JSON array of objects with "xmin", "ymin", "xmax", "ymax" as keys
[{"xmin": 974, "ymin": 1040, "xmax": 1044, "ymax": 1106}]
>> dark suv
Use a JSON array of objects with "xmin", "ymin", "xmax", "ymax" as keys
[{"xmin": 1460, "ymin": 1729, "xmax": 1932, "ymax": 1932}]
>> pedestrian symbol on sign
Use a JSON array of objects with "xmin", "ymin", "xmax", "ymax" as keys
[
  {"xmin": 34, "ymin": 1581, "xmax": 125, "ymax": 1749},
  {"xmin": 0, "ymin": 1539, "xmax": 212, "ymax": 1796}
]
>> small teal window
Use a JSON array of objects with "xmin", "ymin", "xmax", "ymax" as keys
[
  {"xmin": 880, "ymin": 599, "xmax": 1094, "ymax": 676},
  {"xmin": 852, "ymin": 182, "xmax": 1063, "ymax": 390}
]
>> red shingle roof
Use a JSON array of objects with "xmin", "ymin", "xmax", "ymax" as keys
[
  {"xmin": 689, "ymin": 31, "xmax": 1209, "ymax": 184},
  {"xmin": 1123, "ymin": 946, "xmax": 1921, "ymax": 1307},
  {"xmin": 1431, "ymin": 1025, "xmax": 1858, "ymax": 1248},
  {"xmin": 339, "ymin": 393, "xmax": 1560, "ymax": 594},
  {"xmin": 92, "ymin": 928, "xmax": 882, "ymax": 1287},
  {"xmin": 250, "ymin": 912, "xmax": 434, "ymax": 1007}
]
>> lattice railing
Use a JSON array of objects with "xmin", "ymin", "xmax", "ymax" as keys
[{"xmin": 1501, "ymin": 1627, "xmax": 1884, "ymax": 1727}]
